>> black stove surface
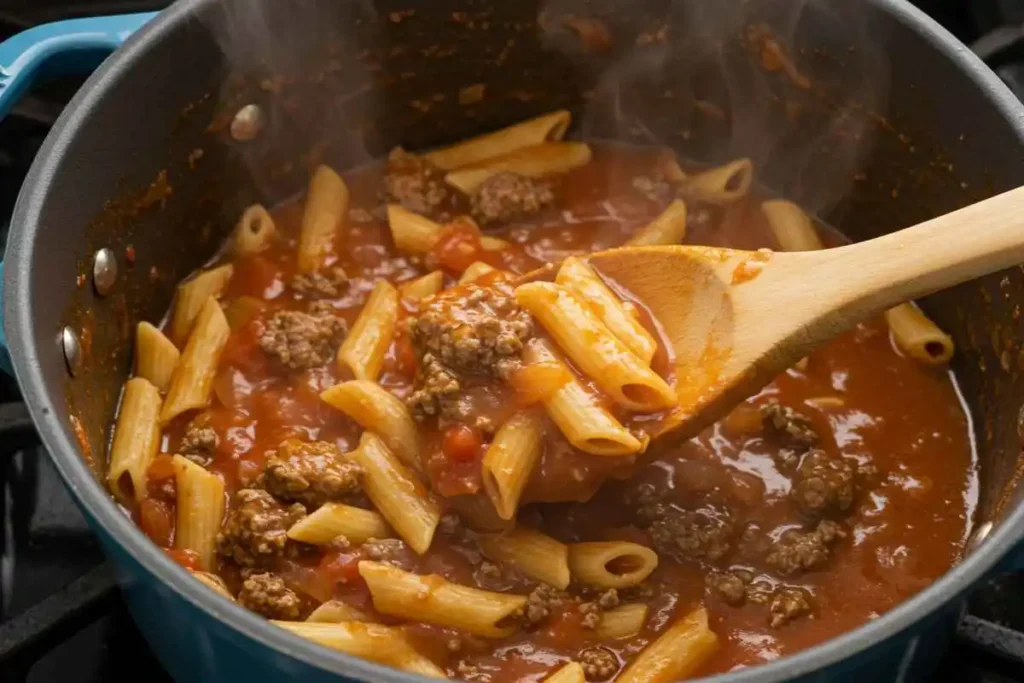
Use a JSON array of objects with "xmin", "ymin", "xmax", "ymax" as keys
[{"xmin": 0, "ymin": 1, "xmax": 1024, "ymax": 682}]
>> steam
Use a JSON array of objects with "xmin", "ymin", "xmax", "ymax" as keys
[{"xmin": 544, "ymin": 0, "xmax": 889, "ymax": 217}]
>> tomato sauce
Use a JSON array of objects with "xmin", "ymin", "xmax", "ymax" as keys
[{"xmin": 134, "ymin": 143, "xmax": 975, "ymax": 680}]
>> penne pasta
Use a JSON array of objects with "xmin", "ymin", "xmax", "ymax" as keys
[
  {"xmin": 135, "ymin": 322, "xmax": 180, "ymax": 392},
  {"xmin": 459, "ymin": 260, "xmax": 497, "ymax": 284},
  {"xmin": 515, "ymin": 282, "xmax": 676, "ymax": 412},
  {"xmin": 172, "ymin": 454, "xmax": 226, "ymax": 571},
  {"xmin": 359, "ymin": 561, "xmax": 527, "ymax": 638},
  {"xmin": 523, "ymin": 340, "xmax": 644, "ymax": 456},
  {"xmin": 626, "ymin": 199, "xmax": 688, "ymax": 247},
  {"xmin": 556, "ymin": 256, "xmax": 657, "ymax": 364},
  {"xmin": 352, "ymin": 433, "xmax": 441, "ymax": 554},
  {"xmin": 297, "ymin": 165, "xmax": 349, "ymax": 273},
  {"xmin": 223, "ymin": 295, "xmax": 266, "ymax": 330},
  {"xmin": 286, "ymin": 502, "xmax": 391, "ymax": 545},
  {"xmin": 189, "ymin": 570, "xmax": 235, "ymax": 601},
  {"xmin": 273, "ymin": 621, "xmax": 445, "ymax": 678},
  {"xmin": 884, "ymin": 303, "xmax": 955, "ymax": 365},
  {"xmin": 306, "ymin": 600, "xmax": 372, "ymax": 623},
  {"xmin": 399, "ymin": 270, "xmax": 444, "ymax": 301},
  {"xmin": 161, "ymin": 297, "xmax": 230, "ymax": 424},
  {"xmin": 597, "ymin": 603, "xmax": 649, "ymax": 640},
  {"xmin": 616, "ymin": 606, "xmax": 719, "ymax": 683},
  {"xmin": 388, "ymin": 204, "xmax": 443, "ymax": 254},
  {"xmin": 684, "ymin": 158, "xmax": 753, "ymax": 204},
  {"xmin": 764, "ymin": 199, "xmax": 955, "ymax": 365},
  {"xmin": 233, "ymin": 203, "xmax": 277, "ymax": 255},
  {"xmin": 543, "ymin": 662, "xmax": 585, "ymax": 683},
  {"xmin": 481, "ymin": 410, "xmax": 545, "ymax": 520},
  {"xmin": 481, "ymin": 235, "xmax": 511, "ymax": 251},
  {"xmin": 336, "ymin": 281, "xmax": 399, "ymax": 381},
  {"xmin": 446, "ymin": 142, "xmax": 593, "ymax": 194},
  {"xmin": 107, "ymin": 377, "xmax": 162, "ymax": 503},
  {"xmin": 320, "ymin": 380, "xmax": 421, "ymax": 470},
  {"xmin": 424, "ymin": 110, "xmax": 571, "ymax": 170},
  {"xmin": 567, "ymin": 541, "xmax": 659, "ymax": 589},
  {"xmin": 479, "ymin": 526, "xmax": 570, "ymax": 590},
  {"xmin": 169, "ymin": 264, "xmax": 233, "ymax": 346},
  {"xmin": 762, "ymin": 198, "xmax": 824, "ymax": 251}
]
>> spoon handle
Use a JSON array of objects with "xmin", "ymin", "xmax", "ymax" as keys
[{"xmin": 798, "ymin": 185, "xmax": 1024, "ymax": 315}]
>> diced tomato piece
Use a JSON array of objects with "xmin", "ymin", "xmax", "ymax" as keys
[
  {"xmin": 164, "ymin": 547, "xmax": 200, "ymax": 571},
  {"xmin": 319, "ymin": 549, "xmax": 367, "ymax": 585},
  {"xmin": 140, "ymin": 497, "xmax": 175, "ymax": 547},
  {"xmin": 432, "ymin": 219, "xmax": 498, "ymax": 274},
  {"xmin": 146, "ymin": 454, "xmax": 178, "ymax": 500},
  {"xmin": 394, "ymin": 333, "xmax": 419, "ymax": 378},
  {"xmin": 442, "ymin": 424, "xmax": 483, "ymax": 463}
]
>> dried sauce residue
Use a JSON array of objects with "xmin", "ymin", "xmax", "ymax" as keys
[{"xmin": 731, "ymin": 249, "xmax": 773, "ymax": 284}]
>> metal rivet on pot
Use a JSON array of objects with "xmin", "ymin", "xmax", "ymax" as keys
[
  {"xmin": 61, "ymin": 326, "xmax": 81, "ymax": 377},
  {"xmin": 966, "ymin": 521, "xmax": 993, "ymax": 553},
  {"xmin": 93, "ymin": 248, "xmax": 117, "ymax": 296},
  {"xmin": 230, "ymin": 104, "xmax": 265, "ymax": 142}
]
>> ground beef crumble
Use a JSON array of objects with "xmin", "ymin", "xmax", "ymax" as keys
[
  {"xmin": 640, "ymin": 502, "xmax": 734, "ymax": 562},
  {"xmin": 216, "ymin": 488, "xmax": 306, "ymax": 567},
  {"xmin": 579, "ymin": 589, "xmax": 620, "ymax": 629},
  {"xmin": 362, "ymin": 538, "xmax": 417, "ymax": 571},
  {"xmin": 406, "ymin": 281, "xmax": 533, "ymax": 421},
  {"xmin": 791, "ymin": 449, "xmax": 856, "ymax": 518},
  {"xmin": 761, "ymin": 400, "xmax": 818, "ymax": 471},
  {"xmin": 580, "ymin": 646, "xmax": 619, "ymax": 681},
  {"xmin": 469, "ymin": 172, "xmax": 554, "ymax": 225},
  {"xmin": 769, "ymin": 586, "xmax": 813, "ymax": 628},
  {"xmin": 706, "ymin": 569, "xmax": 814, "ymax": 627},
  {"xmin": 259, "ymin": 309, "xmax": 347, "ymax": 370},
  {"xmin": 766, "ymin": 520, "xmax": 846, "ymax": 576},
  {"xmin": 237, "ymin": 572, "xmax": 302, "ymax": 620},
  {"xmin": 261, "ymin": 439, "xmax": 362, "ymax": 509},
  {"xmin": 520, "ymin": 584, "xmax": 568, "ymax": 626},
  {"xmin": 179, "ymin": 414, "xmax": 217, "ymax": 467},
  {"xmin": 385, "ymin": 148, "xmax": 450, "ymax": 217},
  {"xmin": 292, "ymin": 266, "xmax": 349, "ymax": 299}
]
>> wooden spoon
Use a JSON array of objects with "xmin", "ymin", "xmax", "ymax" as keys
[{"xmin": 577, "ymin": 185, "xmax": 1024, "ymax": 442}]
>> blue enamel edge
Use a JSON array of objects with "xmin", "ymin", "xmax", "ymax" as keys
[{"xmin": 0, "ymin": 12, "xmax": 156, "ymax": 375}]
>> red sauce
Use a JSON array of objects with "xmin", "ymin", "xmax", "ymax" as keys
[{"xmin": 126, "ymin": 143, "xmax": 976, "ymax": 680}]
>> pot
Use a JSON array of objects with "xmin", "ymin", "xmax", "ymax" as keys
[{"xmin": 3, "ymin": 1, "xmax": 1024, "ymax": 681}]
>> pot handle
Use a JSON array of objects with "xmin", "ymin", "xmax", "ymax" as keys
[
  {"xmin": 0, "ymin": 12, "xmax": 158, "ymax": 119},
  {"xmin": 0, "ymin": 12, "xmax": 157, "ymax": 375}
]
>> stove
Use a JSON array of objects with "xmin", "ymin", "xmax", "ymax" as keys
[{"xmin": 1, "ymin": 2, "xmax": 1024, "ymax": 682}]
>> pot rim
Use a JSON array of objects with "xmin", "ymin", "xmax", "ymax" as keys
[{"xmin": 6, "ymin": 0, "xmax": 1024, "ymax": 681}]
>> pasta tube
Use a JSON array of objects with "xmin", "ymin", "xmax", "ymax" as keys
[
  {"xmin": 568, "ymin": 541, "xmax": 659, "ymax": 589},
  {"xmin": 233, "ymin": 203, "xmax": 277, "ymax": 255},
  {"xmin": 597, "ymin": 603, "xmax": 649, "ymax": 639},
  {"xmin": 523, "ymin": 340, "xmax": 644, "ymax": 456},
  {"xmin": 399, "ymin": 271, "xmax": 444, "ymax": 301},
  {"xmin": 684, "ymin": 158, "xmax": 753, "ymax": 204},
  {"xmin": 616, "ymin": 607, "xmax": 719, "ymax": 683},
  {"xmin": 459, "ymin": 261, "xmax": 497, "ymax": 284},
  {"xmin": 424, "ymin": 110, "xmax": 571, "ymax": 169},
  {"xmin": 479, "ymin": 527, "xmax": 570, "ymax": 590},
  {"xmin": 306, "ymin": 600, "xmax": 371, "ymax": 623},
  {"xmin": 884, "ymin": 304, "xmax": 955, "ymax": 365},
  {"xmin": 626, "ymin": 199, "xmax": 688, "ymax": 247},
  {"xmin": 556, "ymin": 256, "xmax": 657, "ymax": 364},
  {"xmin": 544, "ymin": 662, "xmax": 585, "ymax": 683},
  {"xmin": 352, "ymin": 433, "xmax": 440, "ymax": 554},
  {"xmin": 445, "ymin": 142, "xmax": 593, "ymax": 194},
  {"xmin": 358, "ymin": 561, "xmax": 527, "ymax": 638},
  {"xmin": 336, "ymin": 281, "xmax": 398, "ymax": 381},
  {"xmin": 161, "ymin": 297, "xmax": 230, "ymax": 424},
  {"xmin": 515, "ymin": 282, "xmax": 676, "ymax": 412},
  {"xmin": 273, "ymin": 621, "xmax": 445, "ymax": 678},
  {"xmin": 297, "ymin": 165, "xmax": 348, "ymax": 273},
  {"xmin": 762, "ymin": 199, "xmax": 824, "ymax": 251},
  {"xmin": 189, "ymin": 570, "xmax": 234, "ymax": 601},
  {"xmin": 135, "ymin": 322, "xmax": 180, "ymax": 392},
  {"xmin": 107, "ymin": 377, "xmax": 162, "ymax": 503},
  {"xmin": 172, "ymin": 454, "xmax": 225, "ymax": 571},
  {"xmin": 287, "ymin": 502, "xmax": 391, "ymax": 545},
  {"xmin": 388, "ymin": 204, "xmax": 442, "ymax": 254},
  {"xmin": 481, "ymin": 410, "xmax": 545, "ymax": 520},
  {"xmin": 320, "ymin": 380, "xmax": 421, "ymax": 470},
  {"xmin": 169, "ymin": 264, "xmax": 233, "ymax": 345}
]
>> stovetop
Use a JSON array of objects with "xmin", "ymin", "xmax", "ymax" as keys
[{"xmin": 1, "ymin": 1, "xmax": 1024, "ymax": 682}]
